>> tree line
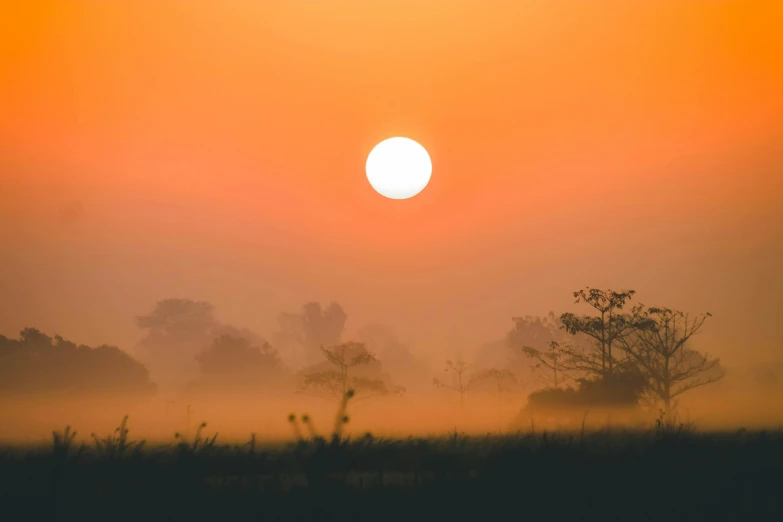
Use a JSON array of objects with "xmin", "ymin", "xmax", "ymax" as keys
[
  {"xmin": 0, "ymin": 288, "xmax": 726, "ymax": 421},
  {"xmin": 0, "ymin": 328, "xmax": 155, "ymax": 397}
]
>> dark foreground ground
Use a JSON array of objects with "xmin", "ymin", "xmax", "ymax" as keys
[{"xmin": 1, "ymin": 422, "xmax": 781, "ymax": 522}]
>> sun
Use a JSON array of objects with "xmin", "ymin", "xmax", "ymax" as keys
[{"xmin": 365, "ymin": 137, "xmax": 432, "ymax": 200}]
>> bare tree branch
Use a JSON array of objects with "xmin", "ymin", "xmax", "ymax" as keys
[{"xmin": 617, "ymin": 307, "xmax": 722, "ymax": 414}]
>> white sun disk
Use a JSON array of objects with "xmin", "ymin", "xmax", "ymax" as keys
[{"xmin": 366, "ymin": 137, "xmax": 432, "ymax": 199}]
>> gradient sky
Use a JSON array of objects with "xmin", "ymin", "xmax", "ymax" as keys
[{"xmin": 1, "ymin": 1, "xmax": 781, "ymax": 367}]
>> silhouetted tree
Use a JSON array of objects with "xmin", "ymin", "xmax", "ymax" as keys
[
  {"xmin": 525, "ymin": 368, "xmax": 648, "ymax": 411},
  {"xmin": 275, "ymin": 302, "xmax": 347, "ymax": 366},
  {"xmin": 507, "ymin": 313, "xmax": 567, "ymax": 352},
  {"xmin": 618, "ymin": 307, "xmax": 723, "ymax": 415},
  {"xmin": 356, "ymin": 323, "xmax": 431, "ymax": 391},
  {"xmin": 513, "ymin": 290, "xmax": 658, "ymax": 412},
  {"xmin": 468, "ymin": 367, "xmax": 519, "ymax": 399},
  {"xmin": 559, "ymin": 288, "xmax": 644, "ymax": 379},
  {"xmin": 505, "ymin": 313, "xmax": 580, "ymax": 386},
  {"xmin": 0, "ymin": 328, "xmax": 155, "ymax": 396},
  {"xmin": 300, "ymin": 342, "xmax": 402, "ymax": 403},
  {"xmin": 522, "ymin": 341, "xmax": 567, "ymax": 388},
  {"xmin": 192, "ymin": 335, "xmax": 285, "ymax": 393},
  {"xmin": 527, "ymin": 342, "xmax": 649, "ymax": 409},
  {"xmin": 433, "ymin": 360, "xmax": 472, "ymax": 408},
  {"xmin": 136, "ymin": 299, "xmax": 217, "ymax": 337},
  {"xmin": 135, "ymin": 299, "xmax": 261, "ymax": 393}
]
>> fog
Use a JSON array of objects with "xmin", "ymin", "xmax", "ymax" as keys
[
  {"xmin": 2, "ymin": 383, "xmax": 783, "ymax": 445},
  {"xmin": 1, "ymin": 297, "xmax": 782, "ymax": 444}
]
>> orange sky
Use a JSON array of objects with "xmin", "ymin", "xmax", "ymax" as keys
[{"xmin": 1, "ymin": 1, "xmax": 781, "ymax": 367}]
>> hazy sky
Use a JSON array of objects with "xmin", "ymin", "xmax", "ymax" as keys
[{"xmin": 1, "ymin": 1, "xmax": 781, "ymax": 367}]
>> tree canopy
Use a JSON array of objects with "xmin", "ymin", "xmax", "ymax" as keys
[
  {"xmin": 135, "ymin": 298, "xmax": 262, "ymax": 392},
  {"xmin": 0, "ymin": 328, "xmax": 155, "ymax": 397},
  {"xmin": 190, "ymin": 335, "xmax": 286, "ymax": 394},
  {"xmin": 274, "ymin": 302, "xmax": 347, "ymax": 366},
  {"xmin": 299, "ymin": 342, "xmax": 404, "ymax": 403}
]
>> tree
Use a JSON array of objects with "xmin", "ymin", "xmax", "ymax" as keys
[
  {"xmin": 356, "ymin": 323, "xmax": 431, "ymax": 391},
  {"xmin": 192, "ymin": 335, "xmax": 285, "ymax": 393},
  {"xmin": 524, "ymin": 368, "xmax": 648, "ymax": 412},
  {"xmin": 356, "ymin": 323, "xmax": 400, "ymax": 354},
  {"xmin": 507, "ymin": 313, "xmax": 567, "ymax": 352},
  {"xmin": 521, "ymin": 341, "xmax": 567, "ymax": 388},
  {"xmin": 510, "ymin": 291, "xmax": 651, "ymax": 412},
  {"xmin": 136, "ymin": 299, "xmax": 218, "ymax": 337},
  {"xmin": 469, "ymin": 367, "xmax": 519, "ymax": 399},
  {"xmin": 505, "ymin": 313, "xmax": 578, "ymax": 386},
  {"xmin": 134, "ymin": 299, "xmax": 221, "ymax": 390},
  {"xmin": 300, "ymin": 342, "xmax": 402, "ymax": 403},
  {"xmin": 618, "ymin": 307, "xmax": 723, "ymax": 415},
  {"xmin": 0, "ymin": 328, "xmax": 155, "ymax": 396},
  {"xmin": 274, "ymin": 302, "xmax": 347, "ymax": 365},
  {"xmin": 559, "ymin": 288, "xmax": 643, "ymax": 380},
  {"xmin": 433, "ymin": 359, "xmax": 472, "ymax": 408},
  {"xmin": 135, "ymin": 299, "xmax": 262, "ymax": 393}
]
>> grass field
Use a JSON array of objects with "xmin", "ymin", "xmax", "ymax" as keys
[{"xmin": 1, "ymin": 416, "xmax": 781, "ymax": 522}]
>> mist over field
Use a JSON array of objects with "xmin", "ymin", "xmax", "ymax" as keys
[{"xmin": 1, "ymin": 294, "xmax": 782, "ymax": 444}]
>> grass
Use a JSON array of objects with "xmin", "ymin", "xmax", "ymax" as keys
[{"xmin": 0, "ymin": 415, "xmax": 781, "ymax": 522}]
